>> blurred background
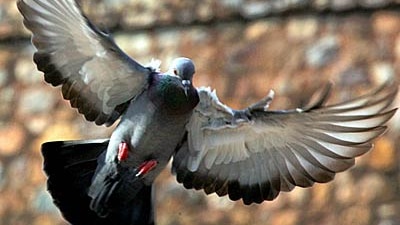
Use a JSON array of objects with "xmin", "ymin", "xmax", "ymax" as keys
[{"xmin": 0, "ymin": 0, "xmax": 400, "ymax": 224}]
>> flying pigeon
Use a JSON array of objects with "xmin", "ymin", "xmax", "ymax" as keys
[{"xmin": 17, "ymin": 0, "xmax": 398, "ymax": 225}]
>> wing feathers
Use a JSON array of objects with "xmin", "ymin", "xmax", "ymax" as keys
[
  {"xmin": 18, "ymin": 0, "xmax": 150, "ymax": 126},
  {"xmin": 173, "ymin": 82, "xmax": 398, "ymax": 204},
  {"xmin": 318, "ymin": 109, "xmax": 396, "ymax": 129},
  {"xmin": 324, "ymin": 82, "xmax": 396, "ymax": 111},
  {"xmin": 310, "ymin": 126, "xmax": 386, "ymax": 143}
]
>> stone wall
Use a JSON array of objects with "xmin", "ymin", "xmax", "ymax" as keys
[{"xmin": 0, "ymin": 0, "xmax": 399, "ymax": 225}]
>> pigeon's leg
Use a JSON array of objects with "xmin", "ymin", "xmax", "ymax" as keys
[
  {"xmin": 117, "ymin": 142, "xmax": 129, "ymax": 162},
  {"xmin": 136, "ymin": 160, "xmax": 158, "ymax": 177}
]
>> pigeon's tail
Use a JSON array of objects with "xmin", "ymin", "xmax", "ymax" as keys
[
  {"xmin": 88, "ymin": 155, "xmax": 152, "ymax": 221},
  {"xmin": 41, "ymin": 140, "xmax": 155, "ymax": 225}
]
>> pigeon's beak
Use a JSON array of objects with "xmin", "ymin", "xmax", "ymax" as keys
[{"xmin": 182, "ymin": 80, "xmax": 191, "ymax": 97}]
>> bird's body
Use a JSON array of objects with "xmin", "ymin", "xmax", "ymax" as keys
[
  {"xmin": 88, "ymin": 69, "xmax": 199, "ymax": 216},
  {"xmin": 17, "ymin": 0, "xmax": 398, "ymax": 225},
  {"xmin": 103, "ymin": 73, "xmax": 199, "ymax": 184}
]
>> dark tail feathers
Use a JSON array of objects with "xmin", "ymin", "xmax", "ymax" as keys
[{"xmin": 42, "ymin": 139, "xmax": 155, "ymax": 225}]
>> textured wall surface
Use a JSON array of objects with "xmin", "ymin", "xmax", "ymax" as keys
[{"xmin": 0, "ymin": 0, "xmax": 399, "ymax": 225}]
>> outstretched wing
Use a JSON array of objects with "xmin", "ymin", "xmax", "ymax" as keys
[
  {"xmin": 17, "ymin": 0, "xmax": 153, "ymax": 125},
  {"xmin": 173, "ymin": 82, "xmax": 398, "ymax": 205}
]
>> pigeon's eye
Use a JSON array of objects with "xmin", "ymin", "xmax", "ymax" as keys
[{"xmin": 173, "ymin": 69, "xmax": 178, "ymax": 75}]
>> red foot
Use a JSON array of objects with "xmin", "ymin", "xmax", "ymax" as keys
[
  {"xmin": 136, "ymin": 160, "xmax": 158, "ymax": 177},
  {"xmin": 117, "ymin": 142, "xmax": 129, "ymax": 162}
]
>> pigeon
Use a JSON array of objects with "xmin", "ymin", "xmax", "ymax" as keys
[
  {"xmin": 17, "ymin": 0, "xmax": 198, "ymax": 224},
  {"xmin": 17, "ymin": 0, "xmax": 398, "ymax": 225}
]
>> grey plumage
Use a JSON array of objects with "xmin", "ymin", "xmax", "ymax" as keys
[
  {"xmin": 172, "ymin": 84, "xmax": 397, "ymax": 204},
  {"xmin": 17, "ymin": 0, "xmax": 398, "ymax": 224},
  {"xmin": 17, "ymin": 0, "xmax": 199, "ymax": 223}
]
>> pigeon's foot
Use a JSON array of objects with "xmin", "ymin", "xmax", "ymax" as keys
[
  {"xmin": 136, "ymin": 160, "xmax": 158, "ymax": 178},
  {"xmin": 117, "ymin": 142, "xmax": 129, "ymax": 162}
]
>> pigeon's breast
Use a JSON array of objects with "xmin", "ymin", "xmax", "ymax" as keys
[{"xmin": 114, "ymin": 90, "xmax": 194, "ymax": 182}]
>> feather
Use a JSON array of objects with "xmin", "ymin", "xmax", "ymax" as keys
[
  {"xmin": 173, "ymin": 82, "xmax": 398, "ymax": 205},
  {"xmin": 18, "ymin": 0, "xmax": 150, "ymax": 126}
]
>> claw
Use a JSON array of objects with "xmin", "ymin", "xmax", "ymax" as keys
[
  {"xmin": 136, "ymin": 160, "xmax": 158, "ymax": 177},
  {"xmin": 117, "ymin": 142, "xmax": 129, "ymax": 162}
]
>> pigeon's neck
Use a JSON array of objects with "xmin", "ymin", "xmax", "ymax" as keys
[{"xmin": 148, "ymin": 73, "xmax": 199, "ymax": 115}]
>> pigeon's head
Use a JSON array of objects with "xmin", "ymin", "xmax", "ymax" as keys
[
  {"xmin": 148, "ymin": 57, "xmax": 199, "ymax": 113},
  {"xmin": 169, "ymin": 57, "xmax": 196, "ymax": 81},
  {"xmin": 168, "ymin": 57, "xmax": 196, "ymax": 96}
]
